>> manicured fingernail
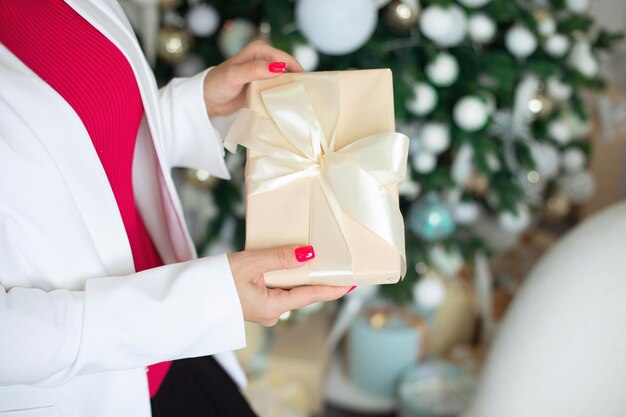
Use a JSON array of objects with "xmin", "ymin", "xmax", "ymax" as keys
[
  {"xmin": 269, "ymin": 61, "xmax": 287, "ymax": 73},
  {"xmin": 347, "ymin": 286, "xmax": 356, "ymax": 294},
  {"xmin": 295, "ymin": 245, "xmax": 315, "ymax": 262}
]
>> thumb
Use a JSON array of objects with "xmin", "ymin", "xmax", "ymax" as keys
[
  {"xmin": 229, "ymin": 60, "xmax": 285, "ymax": 86},
  {"xmin": 248, "ymin": 245, "xmax": 315, "ymax": 275}
]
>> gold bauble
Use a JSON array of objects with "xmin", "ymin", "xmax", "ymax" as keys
[
  {"xmin": 542, "ymin": 190, "xmax": 571, "ymax": 221},
  {"xmin": 465, "ymin": 171, "xmax": 489, "ymax": 196},
  {"xmin": 158, "ymin": 27, "xmax": 191, "ymax": 63},
  {"xmin": 159, "ymin": 0, "xmax": 182, "ymax": 11},
  {"xmin": 528, "ymin": 92, "xmax": 555, "ymax": 119},
  {"xmin": 384, "ymin": 0, "xmax": 420, "ymax": 32}
]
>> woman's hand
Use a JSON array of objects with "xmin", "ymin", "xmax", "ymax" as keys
[
  {"xmin": 203, "ymin": 40, "xmax": 304, "ymax": 117},
  {"xmin": 227, "ymin": 245, "xmax": 352, "ymax": 326}
]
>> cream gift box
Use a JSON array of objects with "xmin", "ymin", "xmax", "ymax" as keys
[{"xmin": 225, "ymin": 69, "xmax": 409, "ymax": 288}]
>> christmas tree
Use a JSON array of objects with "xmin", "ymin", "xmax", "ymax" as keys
[{"xmin": 129, "ymin": 0, "xmax": 621, "ymax": 305}]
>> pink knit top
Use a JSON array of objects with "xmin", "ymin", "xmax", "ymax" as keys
[{"xmin": 0, "ymin": 0, "xmax": 172, "ymax": 398}]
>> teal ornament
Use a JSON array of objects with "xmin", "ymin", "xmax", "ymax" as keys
[{"xmin": 409, "ymin": 195, "xmax": 456, "ymax": 241}]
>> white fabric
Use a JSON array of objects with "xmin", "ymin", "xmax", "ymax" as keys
[
  {"xmin": 0, "ymin": 0, "xmax": 246, "ymax": 415},
  {"xmin": 464, "ymin": 202, "xmax": 626, "ymax": 417}
]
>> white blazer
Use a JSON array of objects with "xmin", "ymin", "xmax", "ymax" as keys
[{"xmin": 0, "ymin": 0, "xmax": 247, "ymax": 416}]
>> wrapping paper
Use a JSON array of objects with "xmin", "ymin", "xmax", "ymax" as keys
[{"xmin": 225, "ymin": 69, "xmax": 408, "ymax": 288}]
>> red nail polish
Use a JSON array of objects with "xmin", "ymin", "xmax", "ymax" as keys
[
  {"xmin": 295, "ymin": 245, "xmax": 315, "ymax": 262},
  {"xmin": 268, "ymin": 62, "xmax": 287, "ymax": 73},
  {"xmin": 347, "ymin": 286, "xmax": 356, "ymax": 294}
]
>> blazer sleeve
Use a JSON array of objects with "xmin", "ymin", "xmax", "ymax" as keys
[
  {"xmin": 158, "ymin": 69, "xmax": 231, "ymax": 179},
  {"xmin": 0, "ymin": 255, "xmax": 246, "ymax": 387}
]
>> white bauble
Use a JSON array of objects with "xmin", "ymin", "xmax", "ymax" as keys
[
  {"xmin": 547, "ymin": 76, "xmax": 573, "ymax": 102},
  {"xmin": 174, "ymin": 54, "xmax": 206, "ymax": 77},
  {"xmin": 458, "ymin": 0, "xmax": 491, "ymax": 8},
  {"xmin": 569, "ymin": 40, "xmax": 599, "ymax": 78},
  {"xmin": 429, "ymin": 245, "xmax": 464, "ymax": 279},
  {"xmin": 406, "ymin": 82, "xmax": 438, "ymax": 116},
  {"xmin": 548, "ymin": 118, "xmax": 572, "ymax": 145},
  {"xmin": 421, "ymin": 123, "xmax": 450, "ymax": 154},
  {"xmin": 426, "ymin": 53, "xmax": 460, "ymax": 87},
  {"xmin": 505, "ymin": 25, "xmax": 537, "ymax": 59},
  {"xmin": 529, "ymin": 142, "xmax": 560, "ymax": 180},
  {"xmin": 296, "ymin": 0, "xmax": 377, "ymax": 55},
  {"xmin": 453, "ymin": 96, "xmax": 489, "ymax": 132},
  {"xmin": 472, "ymin": 213, "xmax": 521, "ymax": 253},
  {"xmin": 186, "ymin": 4, "xmax": 220, "ymax": 37},
  {"xmin": 218, "ymin": 19, "xmax": 256, "ymax": 57},
  {"xmin": 412, "ymin": 151, "xmax": 437, "ymax": 173},
  {"xmin": 419, "ymin": 5, "xmax": 468, "ymax": 47},
  {"xmin": 452, "ymin": 201, "xmax": 481, "ymax": 224},
  {"xmin": 564, "ymin": 111, "xmax": 591, "ymax": 140},
  {"xmin": 399, "ymin": 179, "xmax": 421, "ymax": 200},
  {"xmin": 498, "ymin": 204, "xmax": 531, "ymax": 232},
  {"xmin": 468, "ymin": 13, "xmax": 496, "ymax": 43},
  {"xmin": 559, "ymin": 171, "xmax": 595, "ymax": 203},
  {"xmin": 536, "ymin": 14, "xmax": 556, "ymax": 37},
  {"xmin": 293, "ymin": 43, "xmax": 319, "ymax": 71},
  {"xmin": 561, "ymin": 147, "xmax": 586, "ymax": 174},
  {"xmin": 413, "ymin": 273, "xmax": 446, "ymax": 311},
  {"xmin": 543, "ymin": 34, "xmax": 570, "ymax": 58},
  {"xmin": 566, "ymin": 0, "xmax": 590, "ymax": 13}
]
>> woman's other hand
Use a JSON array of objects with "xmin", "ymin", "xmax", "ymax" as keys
[
  {"xmin": 227, "ymin": 245, "xmax": 351, "ymax": 327},
  {"xmin": 203, "ymin": 40, "xmax": 303, "ymax": 117}
]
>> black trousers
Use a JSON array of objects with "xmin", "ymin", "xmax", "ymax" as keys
[{"xmin": 150, "ymin": 356, "xmax": 258, "ymax": 417}]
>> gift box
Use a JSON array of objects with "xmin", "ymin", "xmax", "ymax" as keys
[{"xmin": 225, "ymin": 69, "xmax": 409, "ymax": 288}]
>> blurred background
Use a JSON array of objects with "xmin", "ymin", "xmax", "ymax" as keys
[{"xmin": 119, "ymin": 0, "xmax": 626, "ymax": 415}]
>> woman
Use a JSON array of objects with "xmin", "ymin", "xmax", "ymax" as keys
[{"xmin": 0, "ymin": 1, "xmax": 351, "ymax": 416}]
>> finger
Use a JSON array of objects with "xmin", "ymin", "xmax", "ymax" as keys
[
  {"xmin": 233, "ymin": 40, "xmax": 304, "ymax": 73},
  {"xmin": 226, "ymin": 60, "xmax": 286, "ymax": 87},
  {"xmin": 269, "ymin": 285, "xmax": 352, "ymax": 312},
  {"xmin": 246, "ymin": 245, "xmax": 315, "ymax": 274}
]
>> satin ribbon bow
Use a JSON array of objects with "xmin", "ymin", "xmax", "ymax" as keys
[{"xmin": 225, "ymin": 80, "xmax": 408, "ymax": 283}]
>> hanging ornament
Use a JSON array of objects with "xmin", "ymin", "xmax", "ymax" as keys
[
  {"xmin": 558, "ymin": 170, "xmax": 595, "ymax": 203},
  {"xmin": 568, "ymin": 40, "xmax": 599, "ymax": 78},
  {"xmin": 464, "ymin": 171, "xmax": 489, "ymax": 196},
  {"xmin": 406, "ymin": 81, "xmax": 438, "ymax": 116},
  {"xmin": 468, "ymin": 13, "xmax": 496, "ymax": 44},
  {"xmin": 158, "ymin": 26, "xmax": 192, "ymax": 63},
  {"xmin": 429, "ymin": 244, "xmax": 464, "ymax": 279},
  {"xmin": 296, "ymin": 0, "xmax": 377, "ymax": 55},
  {"xmin": 218, "ymin": 19, "xmax": 257, "ymax": 58},
  {"xmin": 412, "ymin": 151, "xmax": 437, "ymax": 174},
  {"xmin": 542, "ymin": 190, "xmax": 571, "ymax": 221},
  {"xmin": 186, "ymin": 4, "xmax": 220, "ymax": 37},
  {"xmin": 453, "ymin": 96, "xmax": 489, "ymax": 132},
  {"xmin": 174, "ymin": 53, "xmax": 206, "ymax": 77},
  {"xmin": 561, "ymin": 147, "xmax": 586, "ymax": 174},
  {"xmin": 419, "ymin": 5, "xmax": 467, "ymax": 47},
  {"xmin": 425, "ymin": 52, "xmax": 459, "ymax": 87},
  {"xmin": 548, "ymin": 118, "xmax": 572, "ymax": 145},
  {"xmin": 533, "ymin": 9, "xmax": 556, "ymax": 37},
  {"xmin": 420, "ymin": 123, "xmax": 450, "ymax": 154},
  {"xmin": 409, "ymin": 194, "xmax": 456, "ymax": 241},
  {"xmin": 529, "ymin": 142, "xmax": 560, "ymax": 180},
  {"xmin": 505, "ymin": 25, "xmax": 537, "ymax": 59},
  {"xmin": 451, "ymin": 143, "xmax": 475, "ymax": 186},
  {"xmin": 543, "ymin": 34, "xmax": 570, "ymax": 58},
  {"xmin": 413, "ymin": 272, "xmax": 446, "ymax": 310},
  {"xmin": 566, "ymin": 0, "xmax": 590, "ymax": 14},
  {"xmin": 458, "ymin": 0, "xmax": 491, "ymax": 8},
  {"xmin": 498, "ymin": 204, "xmax": 531, "ymax": 232},
  {"xmin": 384, "ymin": 0, "xmax": 421, "ymax": 32},
  {"xmin": 546, "ymin": 76, "xmax": 573, "ymax": 102},
  {"xmin": 527, "ymin": 92, "xmax": 555, "ymax": 119},
  {"xmin": 399, "ymin": 178, "xmax": 422, "ymax": 200},
  {"xmin": 563, "ymin": 110, "xmax": 592, "ymax": 140},
  {"xmin": 517, "ymin": 170, "xmax": 545, "ymax": 206},
  {"xmin": 159, "ymin": 0, "xmax": 182, "ymax": 11},
  {"xmin": 258, "ymin": 22, "xmax": 272, "ymax": 43},
  {"xmin": 293, "ymin": 43, "xmax": 319, "ymax": 72},
  {"xmin": 451, "ymin": 200, "xmax": 481, "ymax": 225}
]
